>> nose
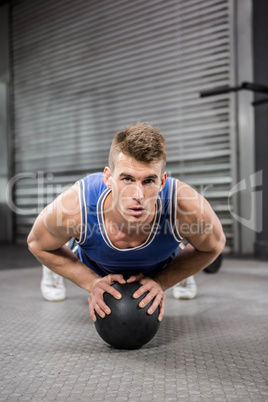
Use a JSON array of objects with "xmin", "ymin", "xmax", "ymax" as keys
[{"xmin": 133, "ymin": 183, "xmax": 144, "ymax": 200}]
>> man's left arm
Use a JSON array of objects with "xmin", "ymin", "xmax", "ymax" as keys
[
  {"xmin": 128, "ymin": 181, "xmax": 226, "ymax": 320},
  {"xmin": 152, "ymin": 181, "xmax": 226, "ymax": 290}
]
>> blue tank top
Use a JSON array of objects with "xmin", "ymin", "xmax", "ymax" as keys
[{"xmin": 77, "ymin": 173, "xmax": 182, "ymax": 277}]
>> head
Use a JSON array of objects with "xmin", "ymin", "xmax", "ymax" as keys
[
  {"xmin": 104, "ymin": 123, "xmax": 167, "ymax": 224},
  {"xmin": 108, "ymin": 122, "xmax": 166, "ymax": 173}
]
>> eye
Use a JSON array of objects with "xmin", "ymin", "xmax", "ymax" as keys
[
  {"xmin": 123, "ymin": 177, "xmax": 132, "ymax": 183},
  {"xmin": 144, "ymin": 179, "xmax": 154, "ymax": 184}
]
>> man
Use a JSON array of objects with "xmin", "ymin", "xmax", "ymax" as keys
[{"xmin": 28, "ymin": 123, "xmax": 225, "ymax": 322}]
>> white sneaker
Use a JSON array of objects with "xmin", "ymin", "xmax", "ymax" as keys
[
  {"xmin": 41, "ymin": 266, "xmax": 66, "ymax": 301},
  {"xmin": 172, "ymin": 276, "xmax": 197, "ymax": 300}
]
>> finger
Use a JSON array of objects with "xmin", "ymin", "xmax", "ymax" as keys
[
  {"xmin": 88, "ymin": 298, "xmax": 97, "ymax": 322},
  {"xmin": 133, "ymin": 283, "xmax": 150, "ymax": 299},
  {"xmin": 147, "ymin": 293, "xmax": 164, "ymax": 317},
  {"xmin": 101, "ymin": 282, "xmax": 122, "ymax": 300},
  {"xmin": 158, "ymin": 295, "xmax": 166, "ymax": 321},
  {"xmin": 127, "ymin": 273, "xmax": 144, "ymax": 283},
  {"xmin": 90, "ymin": 288, "xmax": 112, "ymax": 316},
  {"xmin": 94, "ymin": 302, "xmax": 107, "ymax": 319},
  {"xmin": 96, "ymin": 297, "xmax": 111, "ymax": 316},
  {"xmin": 108, "ymin": 273, "xmax": 126, "ymax": 285},
  {"xmin": 139, "ymin": 288, "xmax": 158, "ymax": 308}
]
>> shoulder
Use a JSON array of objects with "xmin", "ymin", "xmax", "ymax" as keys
[
  {"xmin": 175, "ymin": 179, "xmax": 212, "ymax": 230},
  {"xmin": 161, "ymin": 177, "xmax": 201, "ymax": 210},
  {"xmin": 159, "ymin": 176, "xmax": 176, "ymax": 199},
  {"xmin": 176, "ymin": 180, "xmax": 203, "ymax": 211},
  {"xmin": 51, "ymin": 182, "xmax": 81, "ymax": 224},
  {"xmin": 174, "ymin": 179, "xmax": 225, "ymax": 248},
  {"xmin": 33, "ymin": 182, "xmax": 81, "ymax": 242},
  {"xmin": 80, "ymin": 172, "xmax": 104, "ymax": 185},
  {"xmin": 79, "ymin": 172, "xmax": 106, "ymax": 199}
]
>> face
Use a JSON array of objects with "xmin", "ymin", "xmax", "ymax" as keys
[{"xmin": 103, "ymin": 153, "xmax": 167, "ymax": 224}]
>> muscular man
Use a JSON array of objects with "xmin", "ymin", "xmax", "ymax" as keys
[{"xmin": 28, "ymin": 123, "xmax": 225, "ymax": 322}]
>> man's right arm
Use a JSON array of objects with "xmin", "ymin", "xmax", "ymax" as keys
[
  {"xmin": 27, "ymin": 183, "xmax": 99, "ymax": 293},
  {"xmin": 27, "ymin": 183, "xmax": 125, "ymax": 320}
]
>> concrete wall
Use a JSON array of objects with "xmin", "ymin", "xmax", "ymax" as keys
[
  {"xmin": 0, "ymin": 4, "xmax": 13, "ymax": 242},
  {"xmin": 253, "ymin": 0, "xmax": 268, "ymax": 259}
]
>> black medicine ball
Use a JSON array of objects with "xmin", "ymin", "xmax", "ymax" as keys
[{"xmin": 94, "ymin": 282, "xmax": 160, "ymax": 349}]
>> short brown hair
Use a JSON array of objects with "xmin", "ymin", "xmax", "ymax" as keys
[{"xmin": 109, "ymin": 123, "xmax": 166, "ymax": 171}]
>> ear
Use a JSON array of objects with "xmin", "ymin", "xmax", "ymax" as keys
[
  {"xmin": 159, "ymin": 171, "xmax": 167, "ymax": 192},
  {"xmin": 103, "ymin": 166, "xmax": 112, "ymax": 189}
]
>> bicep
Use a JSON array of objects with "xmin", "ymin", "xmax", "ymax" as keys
[{"xmin": 176, "ymin": 182, "xmax": 225, "ymax": 253}]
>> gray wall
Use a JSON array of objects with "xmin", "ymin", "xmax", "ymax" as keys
[
  {"xmin": 0, "ymin": 4, "xmax": 13, "ymax": 242},
  {"xmin": 10, "ymin": 0, "xmax": 235, "ymax": 247},
  {"xmin": 253, "ymin": 0, "xmax": 268, "ymax": 259},
  {"xmin": 4, "ymin": 0, "xmax": 265, "ymax": 256}
]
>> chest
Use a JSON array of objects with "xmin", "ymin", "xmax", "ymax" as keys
[{"xmin": 105, "ymin": 223, "xmax": 150, "ymax": 249}]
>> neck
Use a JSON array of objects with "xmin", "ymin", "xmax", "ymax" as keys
[{"xmin": 103, "ymin": 192, "xmax": 155, "ymax": 236}]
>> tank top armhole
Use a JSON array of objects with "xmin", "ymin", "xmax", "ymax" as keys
[
  {"xmin": 76, "ymin": 180, "xmax": 87, "ymax": 245},
  {"xmin": 170, "ymin": 178, "xmax": 183, "ymax": 242}
]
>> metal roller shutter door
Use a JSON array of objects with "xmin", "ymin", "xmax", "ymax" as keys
[{"xmin": 11, "ymin": 0, "xmax": 235, "ymax": 250}]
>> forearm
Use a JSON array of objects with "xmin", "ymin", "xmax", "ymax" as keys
[
  {"xmin": 29, "ymin": 244, "xmax": 100, "ymax": 293},
  {"xmin": 153, "ymin": 243, "xmax": 222, "ymax": 291}
]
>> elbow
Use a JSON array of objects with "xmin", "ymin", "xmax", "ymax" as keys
[
  {"xmin": 27, "ymin": 239, "xmax": 42, "ymax": 262},
  {"xmin": 27, "ymin": 231, "xmax": 34, "ymax": 252},
  {"xmin": 216, "ymin": 232, "xmax": 226, "ymax": 256},
  {"xmin": 27, "ymin": 232, "xmax": 31, "ymax": 245},
  {"xmin": 27, "ymin": 231, "xmax": 39, "ymax": 257},
  {"xmin": 27, "ymin": 239, "xmax": 35, "ymax": 257},
  {"xmin": 208, "ymin": 231, "xmax": 226, "ymax": 258},
  {"xmin": 221, "ymin": 231, "xmax": 226, "ymax": 250}
]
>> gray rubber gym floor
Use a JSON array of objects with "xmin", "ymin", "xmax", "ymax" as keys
[{"xmin": 0, "ymin": 247, "xmax": 267, "ymax": 402}]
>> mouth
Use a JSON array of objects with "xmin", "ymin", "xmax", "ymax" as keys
[{"xmin": 128, "ymin": 207, "xmax": 145, "ymax": 216}]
